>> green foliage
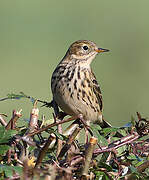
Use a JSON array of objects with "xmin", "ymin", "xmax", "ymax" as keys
[
  {"xmin": 6, "ymin": 92, "xmax": 36, "ymax": 105},
  {"xmin": 90, "ymin": 124, "xmax": 108, "ymax": 146},
  {"xmin": 0, "ymin": 127, "xmax": 17, "ymax": 155},
  {"xmin": 0, "ymin": 165, "xmax": 22, "ymax": 178},
  {"xmin": 93, "ymin": 171, "xmax": 110, "ymax": 180},
  {"xmin": 0, "ymin": 127, "xmax": 17, "ymax": 143},
  {"xmin": 0, "ymin": 93, "xmax": 149, "ymax": 179},
  {"xmin": 0, "ymin": 145, "xmax": 10, "ymax": 155}
]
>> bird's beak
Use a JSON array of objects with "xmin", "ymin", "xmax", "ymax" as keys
[{"xmin": 95, "ymin": 48, "xmax": 110, "ymax": 53}]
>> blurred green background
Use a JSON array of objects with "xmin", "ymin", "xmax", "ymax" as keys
[{"xmin": 0, "ymin": 0, "xmax": 149, "ymax": 126}]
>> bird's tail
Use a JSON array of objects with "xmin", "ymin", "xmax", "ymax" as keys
[
  {"xmin": 100, "ymin": 117, "xmax": 123, "ymax": 138},
  {"xmin": 100, "ymin": 119, "xmax": 112, "ymax": 128}
]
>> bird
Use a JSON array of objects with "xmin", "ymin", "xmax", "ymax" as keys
[{"xmin": 51, "ymin": 40, "xmax": 110, "ymax": 128}]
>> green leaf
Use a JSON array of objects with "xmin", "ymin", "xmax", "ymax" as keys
[
  {"xmin": 4, "ymin": 167, "xmax": 13, "ymax": 178},
  {"xmin": 90, "ymin": 124, "xmax": 102, "ymax": 131},
  {"xmin": 99, "ymin": 152, "xmax": 110, "ymax": 163},
  {"xmin": 54, "ymin": 131, "xmax": 67, "ymax": 141},
  {"xmin": 0, "ymin": 126, "xmax": 5, "ymax": 138},
  {"xmin": 98, "ymin": 162, "xmax": 113, "ymax": 171},
  {"xmin": 0, "ymin": 92, "xmax": 36, "ymax": 105},
  {"xmin": 97, "ymin": 134, "xmax": 108, "ymax": 146},
  {"xmin": 94, "ymin": 171, "xmax": 110, "ymax": 180},
  {"xmin": 90, "ymin": 124, "xmax": 108, "ymax": 145},
  {"xmin": 0, "ymin": 165, "xmax": 22, "ymax": 177},
  {"xmin": 127, "ymin": 154, "xmax": 138, "ymax": 160},
  {"xmin": 7, "ymin": 93, "xmax": 25, "ymax": 100},
  {"xmin": 46, "ymin": 128, "xmax": 67, "ymax": 141},
  {"xmin": 12, "ymin": 166, "xmax": 22, "ymax": 175},
  {"xmin": 101, "ymin": 127, "xmax": 119, "ymax": 136},
  {"xmin": 130, "ymin": 166, "xmax": 138, "ymax": 174},
  {"xmin": 0, "ymin": 165, "xmax": 12, "ymax": 178},
  {"xmin": 0, "ymin": 126, "xmax": 17, "ymax": 143},
  {"xmin": 0, "ymin": 165, "xmax": 4, "ymax": 173},
  {"xmin": 0, "ymin": 145, "xmax": 10, "ymax": 155}
]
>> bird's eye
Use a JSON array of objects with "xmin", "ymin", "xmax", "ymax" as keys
[{"xmin": 82, "ymin": 45, "xmax": 88, "ymax": 51}]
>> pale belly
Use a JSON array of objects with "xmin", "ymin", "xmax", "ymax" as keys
[{"xmin": 53, "ymin": 81, "xmax": 102, "ymax": 124}]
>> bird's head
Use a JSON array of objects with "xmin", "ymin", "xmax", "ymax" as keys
[{"xmin": 66, "ymin": 40, "xmax": 109, "ymax": 66}]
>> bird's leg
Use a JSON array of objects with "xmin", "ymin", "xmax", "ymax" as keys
[
  {"xmin": 78, "ymin": 114, "xmax": 93, "ymax": 143},
  {"xmin": 52, "ymin": 100, "xmax": 59, "ymax": 117},
  {"xmin": 51, "ymin": 100, "xmax": 68, "ymax": 120}
]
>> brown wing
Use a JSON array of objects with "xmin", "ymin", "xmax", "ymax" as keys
[{"xmin": 90, "ymin": 70, "xmax": 103, "ymax": 111}]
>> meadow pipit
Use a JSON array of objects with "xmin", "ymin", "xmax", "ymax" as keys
[{"xmin": 51, "ymin": 40, "xmax": 110, "ymax": 128}]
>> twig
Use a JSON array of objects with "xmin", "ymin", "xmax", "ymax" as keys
[
  {"xmin": 0, "ymin": 92, "xmax": 52, "ymax": 108},
  {"xmin": 94, "ymin": 132, "xmax": 140, "ymax": 155},
  {"xmin": 81, "ymin": 137, "xmax": 97, "ymax": 177},
  {"xmin": 52, "ymin": 109, "xmax": 64, "ymax": 157},
  {"xmin": 5, "ymin": 109, "xmax": 22, "ymax": 130},
  {"xmin": 5, "ymin": 174, "xmax": 20, "ymax": 180},
  {"xmin": 35, "ymin": 134, "xmax": 56, "ymax": 168},
  {"xmin": 57, "ymin": 125, "xmax": 81, "ymax": 161},
  {"xmin": 0, "ymin": 114, "xmax": 7, "ymax": 126},
  {"xmin": 28, "ymin": 101, "xmax": 39, "ymax": 133},
  {"xmin": 27, "ymin": 116, "xmax": 76, "ymax": 137},
  {"xmin": 56, "ymin": 119, "xmax": 63, "ymax": 157}
]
